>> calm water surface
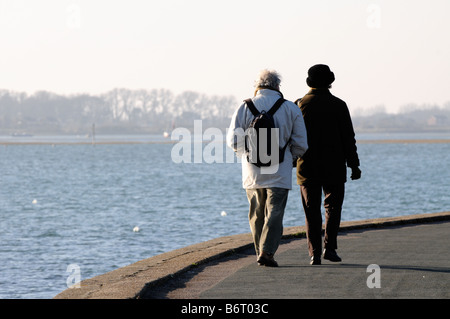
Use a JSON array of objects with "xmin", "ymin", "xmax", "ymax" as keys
[{"xmin": 0, "ymin": 133, "xmax": 449, "ymax": 298}]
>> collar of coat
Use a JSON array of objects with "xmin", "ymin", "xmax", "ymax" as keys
[
  {"xmin": 254, "ymin": 87, "xmax": 284, "ymax": 98},
  {"xmin": 308, "ymin": 88, "xmax": 331, "ymax": 95}
]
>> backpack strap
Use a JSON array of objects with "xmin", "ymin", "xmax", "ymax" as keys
[
  {"xmin": 268, "ymin": 98, "xmax": 286, "ymax": 116},
  {"xmin": 245, "ymin": 98, "xmax": 286, "ymax": 116},
  {"xmin": 270, "ymin": 98, "xmax": 288, "ymax": 156},
  {"xmin": 244, "ymin": 99, "xmax": 260, "ymax": 116}
]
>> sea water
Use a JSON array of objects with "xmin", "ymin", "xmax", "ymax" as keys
[{"xmin": 0, "ymin": 133, "xmax": 449, "ymax": 298}]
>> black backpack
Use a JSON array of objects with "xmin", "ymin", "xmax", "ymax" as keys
[{"xmin": 244, "ymin": 98, "xmax": 288, "ymax": 167}]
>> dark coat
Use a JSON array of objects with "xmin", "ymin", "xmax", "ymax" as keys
[{"xmin": 296, "ymin": 88, "xmax": 360, "ymax": 185}]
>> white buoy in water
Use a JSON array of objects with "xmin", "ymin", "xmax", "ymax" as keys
[
  {"xmin": 220, "ymin": 211, "xmax": 227, "ymax": 217},
  {"xmin": 133, "ymin": 226, "xmax": 140, "ymax": 232},
  {"xmin": 32, "ymin": 199, "xmax": 38, "ymax": 205}
]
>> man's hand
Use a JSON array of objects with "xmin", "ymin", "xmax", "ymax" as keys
[{"xmin": 351, "ymin": 167, "xmax": 361, "ymax": 180}]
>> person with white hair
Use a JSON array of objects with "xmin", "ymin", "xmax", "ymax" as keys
[{"xmin": 227, "ymin": 69, "xmax": 308, "ymax": 267}]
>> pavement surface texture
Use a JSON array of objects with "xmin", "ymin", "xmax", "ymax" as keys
[
  {"xmin": 55, "ymin": 212, "xmax": 450, "ymax": 299},
  {"xmin": 148, "ymin": 220, "xmax": 450, "ymax": 299}
]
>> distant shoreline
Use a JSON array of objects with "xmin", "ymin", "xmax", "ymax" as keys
[
  {"xmin": 1, "ymin": 139, "xmax": 449, "ymax": 146},
  {"xmin": 356, "ymin": 139, "xmax": 450, "ymax": 144},
  {"xmin": 0, "ymin": 140, "xmax": 177, "ymax": 146}
]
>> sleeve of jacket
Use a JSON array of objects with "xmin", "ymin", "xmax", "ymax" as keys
[
  {"xmin": 226, "ymin": 103, "xmax": 247, "ymax": 157},
  {"xmin": 340, "ymin": 103, "xmax": 360, "ymax": 168},
  {"xmin": 289, "ymin": 104, "xmax": 308, "ymax": 159}
]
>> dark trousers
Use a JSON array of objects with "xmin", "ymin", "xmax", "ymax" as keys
[{"xmin": 300, "ymin": 183, "xmax": 345, "ymax": 257}]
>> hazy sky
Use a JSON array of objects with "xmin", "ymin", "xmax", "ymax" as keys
[{"xmin": 1, "ymin": 0, "xmax": 449, "ymax": 113}]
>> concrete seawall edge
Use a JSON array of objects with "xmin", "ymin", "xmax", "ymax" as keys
[{"xmin": 54, "ymin": 211, "xmax": 450, "ymax": 299}]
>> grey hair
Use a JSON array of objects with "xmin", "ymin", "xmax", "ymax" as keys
[{"xmin": 254, "ymin": 69, "xmax": 282, "ymax": 90}]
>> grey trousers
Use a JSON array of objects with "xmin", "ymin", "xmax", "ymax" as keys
[{"xmin": 246, "ymin": 188, "xmax": 289, "ymax": 256}]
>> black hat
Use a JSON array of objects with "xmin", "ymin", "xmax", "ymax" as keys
[{"xmin": 306, "ymin": 64, "xmax": 335, "ymax": 88}]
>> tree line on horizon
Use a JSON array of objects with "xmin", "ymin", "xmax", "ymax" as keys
[
  {"xmin": 0, "ymin": 88, "xmax": 237, "ymax": 135},
  {"xmin": 0, "ymin": 88, "xmax": 449, "ymax": 135}
]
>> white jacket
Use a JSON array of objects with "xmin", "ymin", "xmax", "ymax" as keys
[{"xmin": 227, "ymin": 89, "xmax": 308, "ymax": 189}]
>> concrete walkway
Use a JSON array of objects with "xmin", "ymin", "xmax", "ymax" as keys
[
  {"xmin": 54, "ymin": 212, "xmax": 450, "ymax": 299},
  {"xmin": 200, "ymin": 221, "xmax": 449, "ymax": 299}
]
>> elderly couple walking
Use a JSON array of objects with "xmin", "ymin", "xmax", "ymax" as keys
[{"xmin": 227, "ymin": 65, "xmax": 361, "ymax": 266}]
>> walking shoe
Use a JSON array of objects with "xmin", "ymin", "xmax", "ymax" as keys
[
  {"xmin": 323, "ymin": 249, "xmax": 342, "ymax": 262},
  {"xmin": 310, "ymin": 255, "xmax": 321, "ymax": 265},
  {"xmin": 257, "ymin": 252, "xmax": 279, "ymax": 267}
]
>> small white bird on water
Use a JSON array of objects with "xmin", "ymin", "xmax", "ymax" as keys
[
  {"xmin": 220, "ymin": 211, "xmax": 227, "ymax": 217},
  {"xmin": 133, "ymin": 226, "xmax": 140, "ymax": 232}
]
